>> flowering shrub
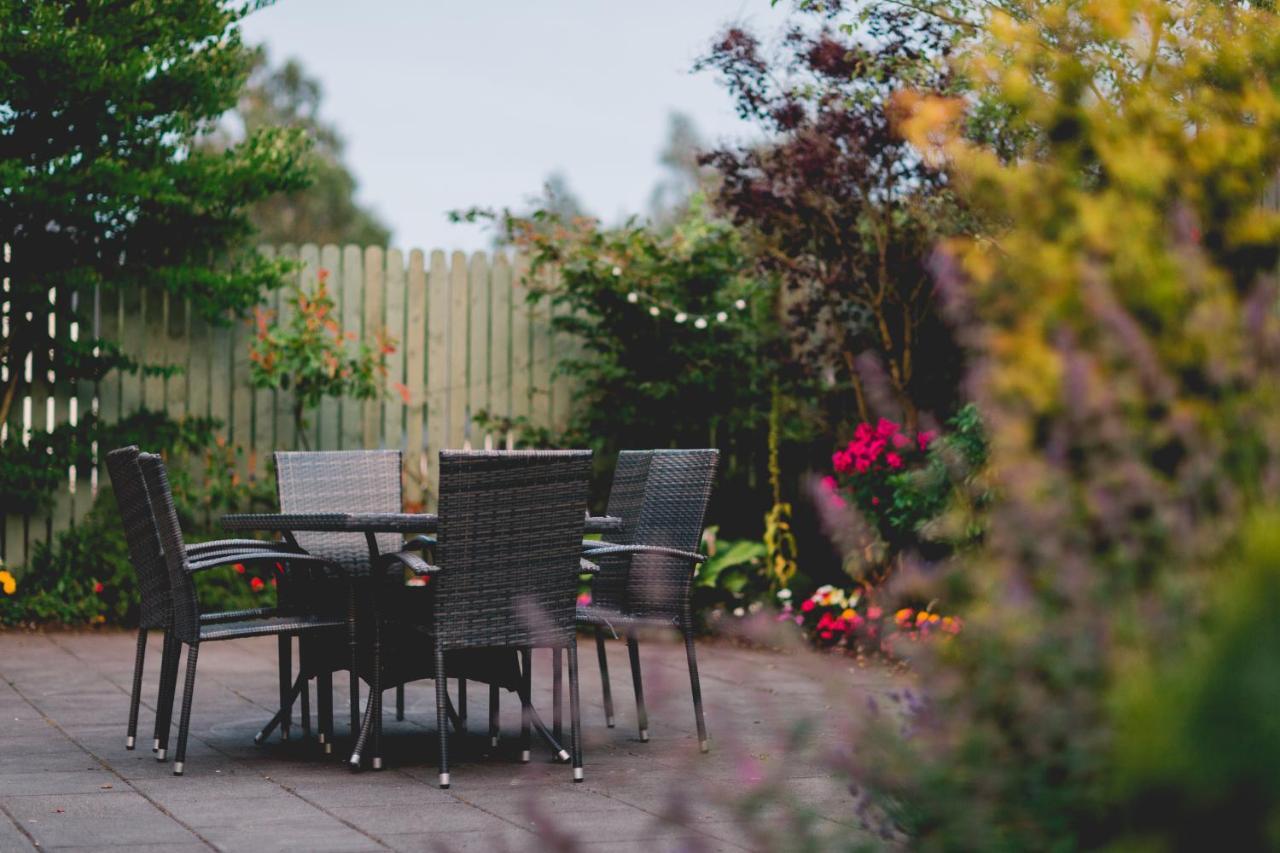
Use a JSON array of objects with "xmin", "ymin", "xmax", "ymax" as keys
[
  {"xmin": 821, "ymin": 404, "xmax": 987, "ymax": 575},
  {"xmin": 779, "ymin": 584, "xmax": 960, "ymax": 657},
  {"xmin": 249, "ymin": 269, "xmax": 400, "ymax": 445}
]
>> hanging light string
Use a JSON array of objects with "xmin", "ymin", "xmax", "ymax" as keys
[{"xmin": 610, "ymin": 265, "xmax": 753, "ymax": 329}]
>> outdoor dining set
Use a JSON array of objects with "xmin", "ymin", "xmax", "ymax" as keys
[{"xmin": 104, "ymin": 446, "xmax": 718, "ymax": 788}]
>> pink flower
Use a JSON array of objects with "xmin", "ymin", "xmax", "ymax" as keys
[
  {"xmin": 892, "ymin": 432, "xmax": 910, "ymax": 448},
  {"xmin": 876, "ymin": 418, "xmax": 899, "ymax": 438},
  {"xmin": 871, "ymin": 496, "xmax": 879, "ymax": 506},
  {"xmin": 867, "ymin": 606, "xmax": 882, "ymax": 620},
  {"xmin": 821, "ymin": 475, "xmax": 838, "ymax": 492},
  {"xmin": 886, "ymin": 452, "xmax": 902, "ymax": 469},
  {"xmin": 800, "ymin": 599, "xmax": 816, "ymax": 613},
  {"xmin": 918, "ymin": 430, "xmax": 935, "ymax": 451},
  {"xmin": 854, "ymin": 457, "xmax": 871, "ymax": 474},
  {"xmin": 577, "ymin": 591, "xmax": 592, "ymax": 607},
  {"xmin": 854, "ymin": 423, "xmax": 872, "ymax": 442}
]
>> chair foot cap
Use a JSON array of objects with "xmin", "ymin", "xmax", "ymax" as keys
[
  {"xmin": 700, "ymin": 740, "xmax": 710, "ymax": 753},
  {"xmin": 280, "ymin": 729, "xmax": 290, "ymax": 742},
  {"xmin": 520, "ymin": 750, "xmax": 531, "ymax": 764},
  {"xmin": 172, "ymin": 762, "xmax": 184, "ymax": 776},
  {"xmin": 317, "ymin": 733, "xmax": 326, "ymax": 744},
  {"xmin": 606, "ymin": 716, "xmax": 615, "ymax": 728},
  {"xmin": 639, "ymin": 729, "xmax": 649, "ymax": 743},
  {"xmin": 155, "ymin": 749, "xmax": 167, "ymax": 761},
  {"xmin": 573, "ymin": 767, "xmax": 584, "ymax": 782},
  {"xmin": 253, "ymin": 733, "xmax": 264, "ymax": 745},
  {"xmin": 557, "ymin": 749, "xmax": 570, "ymax": 762},
  {"xmin": 490, "ymin": 736, "xmax": 499, "ymax": 747},
  {"xmin": 323, "ymin": 743, "xmax": 333, "ymax": 755},
  {"xmin": 125, "ymin": 736, "xmax": 136, "ymax": 750},
  {"xmin": 152, "ymin": 738, "xmax": 161, "ymax": 752},
  {"xmin": 438, "ymin": 773, "xmax": 450, "ymax": 789},
  {"xmin": 349, "ymin": 753, "xmax": 361, "ymax": 769},
  {"xmin": 372, "ymin": 757, "xmax": 383, "ymax": 770}
]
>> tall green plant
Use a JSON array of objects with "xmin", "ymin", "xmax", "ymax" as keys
[
  {"xmin": 855, "ymin": 0, "xmax": 1280, "ymax": 846},
  {"xmin": 0, "ymin": 0, "xmax": 311, "ymax": 512}
]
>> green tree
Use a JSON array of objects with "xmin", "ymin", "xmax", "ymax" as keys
[
  {"xmin": 227, "ymin": 48, "xmax": 392, "ymax": 246},
  {"xmin": 0, "ymin": 0, "xmax": 312, "ymax": 513}
]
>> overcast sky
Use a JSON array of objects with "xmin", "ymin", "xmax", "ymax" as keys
[{"xmin": 239, "ymin": 0, "xmax": 789, "ymax": 252}]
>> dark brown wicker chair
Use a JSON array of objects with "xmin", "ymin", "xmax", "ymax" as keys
[
  {"xmin": 273, "ymin": 450, "xmax": 415, "ymax": 753},
  {"xmin": 136, "ymin": 452, "xmax": 348, "ymax": 776},
  {"xmin": 105, "ymin": 446, "xmax": 295, "ymax": 758},
  {"xmin": 575, "ymin": 449, "xmax": 718, "ymax": 752},
  {"xmin": 388, "ymin": 450, "xmax": 593, "ymax": 788}
]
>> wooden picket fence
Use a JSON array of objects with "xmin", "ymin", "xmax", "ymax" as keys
[{"xmin": 1, "ymin": 244, "xmax": 578, "ymax": 569}]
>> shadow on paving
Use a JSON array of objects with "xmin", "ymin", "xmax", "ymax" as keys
[{"xmin": 0, "ymin": 628, "xmax": 895, "ymax": 851}]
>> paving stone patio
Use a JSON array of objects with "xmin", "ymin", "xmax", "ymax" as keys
[{"xmin": 0, "ymin": 629, "xmax": 888, "ymax": 851}]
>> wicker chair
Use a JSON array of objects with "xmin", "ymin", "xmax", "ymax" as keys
[
  {"xmin": 136, "ymin": 452, "xmax": 348, "ymax": 776},
  {"xmin": 273, "ymin": 450, "xmax": 418, "ymax": 753},
  {"xmin": 105, "ymin": 446, "xmax": 296, "ymax": 757},
  {"xmin": 575, "ymin": 449, "xmax": 718, "ymax": 752},
  {"xmin": 387, "ymin": 450, "xmax": 593, "ymax": 788}
]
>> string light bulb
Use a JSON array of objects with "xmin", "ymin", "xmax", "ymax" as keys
[
  {"xmin": 734, "ymin": 298, "xmax": 747, "ymax": 310},
  {"xmin": 674, "ymin": 312, "xmax": 687, "ymax": 324},
  {"xmin": 649, "ymin": 306, "xmax": 660, "ymax": 317},
  {"xmin": 694, "ymin": 317, "xmax": 708, "ymax": 329},
  {"xmin": 716, "ymin": 311, "xmax": 728, "ymax": 323},
  {"xmin": 627, "ymin": 292, "xmax": 638, "ymax": 303}
]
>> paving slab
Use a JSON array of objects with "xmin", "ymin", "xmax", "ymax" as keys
[{"xmin": 0, "ymin": 628, "xmax": 884, "ymax": 851}]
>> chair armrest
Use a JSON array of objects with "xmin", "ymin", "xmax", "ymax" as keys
[
  {"xmin": 201, "ymin": 607, "xmax": 277, "ymax": 624},
  {"xmin": 376, "ymin": 549, "xmax": 440, "ymax": 577},
  {"xmin": 186, "ymin": 550, "xmax": 337, "ymax": 574},
  {"xmin": 579, "ymin": 543, "xmax": 708, "ymax": 563},
  {"xmin": 187, "ymin": 539, "xmax": 292, "ymax": 555},
  {"xmin": 580, "ymin": 557, "xmax": 601, "ymax": 574},
  {"xmin": 402, "ymin": 535, "xmax": 437, "ymax": 552}
]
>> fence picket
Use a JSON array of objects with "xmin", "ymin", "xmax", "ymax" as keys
[
  {"xmin": 252, "ymin": 246, "xmax": 277, "ymax": 479},
  {"xmin": 383, "ymin": 248, "xmax": 406, "ymax": 455},
  {"xmin": 404, "ymin": 249, "xmax": 428, "ymax": 507},
  {"xmin": 362, "ymin": 246, "xmax": 385, "ymax": 449},
  {"xmin": 316, "ymin": 244, "xmax": 342, "ymax": 449},
  {"xmin": 510, "ymin": 254, "xmax": 533, "ymax": 440},
  {"xmin": 468, "ymin": 252, "xmax": 490, "ymax": 448},
  {"xmin": 341, "ymin": 244, "xmax": 364, "ymax": 450},
  {"xmin": 490, "ymin": 253, "xmax": 513, "ymax": 445},
  {"xmin": 425, "ymin": 250, "xmax": 449, "ymax": 507},
  {"xmin": 447, "ymin": 251, "xmax": 468, "ymax": 451}
]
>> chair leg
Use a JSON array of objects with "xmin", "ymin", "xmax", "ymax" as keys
[
  {"xmin": 300, "ymin": 678, "xmax": 312, "ymax": 740},
  {"xmin": 348, "ymin": 582, "xmax": 360, "ymax": 736},
  {"xmin": 627, "ymin": 633, "xmax": 649, "ymax": 743},
  {"xmin": 155, "ymin": 632, "xmax": 181, "ymax": 760},
  {"xmin": 126, "ymin": 628, "xmax": 148, "ymax": 749},
  {"xmin": 488, "ymin": 682, "xmax": 500, "ymax": 747},
  {"xmin": 683, "ymin": 626, "xmax": 709, "ymax": 753},
  {"xmin": 435, "ymin": 645, "xmax": 449, "ymax": 788},
  {"xmin": 277, "ymin": 635, "xmax": 292, "ymax": 741},
  {"xmin": 552, "ymin": 647, "xmax": 563, "ymax": 742},
  {"xmin": 317, "ymin": 670, "xmax": 333, "ymax": 754},
  {"xmin": 396, "ymin": 684, "xmax": 405, "ymax": 721},
  {"xmin": 595, "ymin": 628, "xmax": 615, "ymax": 728},
  {"xmin": 172, "ymin": 644, "xmax": 200, "ymax": 776},
  {"xmin": 567, "ymin": 641, "xmax": 584, "ymax": 782},
  {"xmin": 519, "ymin": 647, "xmax": 532, "ymax": 763},
  {"xmin": 371, "ymin": 618, "xmax": 382, "ymax": 770},
  {"xmin": 457, "ymin": 678, "xmax": 467, "ymax": 734}
]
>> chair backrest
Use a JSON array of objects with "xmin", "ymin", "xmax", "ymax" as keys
[
  {"xmin": 274, "ymin": 450, "xmax": 403, "ymax": 572},
  {"xmin": 137, "ymin": 453, "xmax": 201, "ymax": 644},
  {"xmin": 625, "ymin": 449, "xmax": 719, "ymax": 621},
  {"xmin": 589, "ymin": 450, "xmax": 653, "ymax": 612},
  {"xmin": 433, "ymin": 450, "xmax": 592, "ymax": 651},
  {"xmin": 105, "ymin": 446, "xmax": 172, "ymax": 629}
]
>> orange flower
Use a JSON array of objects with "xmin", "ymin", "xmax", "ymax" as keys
[{"xmin": 894, "ymin": 608, "xmax": 913, "ymax": 626}]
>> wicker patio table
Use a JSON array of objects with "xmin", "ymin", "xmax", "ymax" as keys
[{"xmin": 221, "ymin": 511, "xmax": 622, "ymax": 768}]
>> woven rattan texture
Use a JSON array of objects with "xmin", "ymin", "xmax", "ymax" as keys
[
  {"xmin": 274, "ymin": 451, "xmax": 404, "ymax": 572},
  {"xmin": 137, "ymin": 453, "xmax": 204, "ymax": 644},
  {"xmin": 625, "ymin": 449, "xmax": 718, "ymax": 620},
  {"xmin": 433, "ymin": 450, "xmax": 592, "ymax": 651},
  {"xmin": 586, "ymin": 450, "xmax": 653, "ymax": 615},
  {"xmin": 105, "ymin": 447, "xmax": 172, "ymax": 629}
]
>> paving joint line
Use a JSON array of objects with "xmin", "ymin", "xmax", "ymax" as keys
[{"xmin": 39, "ymin": 634, "xmax": 395, "ymax": 850}]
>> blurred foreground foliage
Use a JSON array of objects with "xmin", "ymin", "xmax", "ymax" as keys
[{"xmin": 846, "ymin": 0, "xmax": 1280, "ymax": 848}]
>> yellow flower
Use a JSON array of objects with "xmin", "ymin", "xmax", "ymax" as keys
[{"xmin": 0, "ymin": 570, "xmax": 15, "ymax": 596}]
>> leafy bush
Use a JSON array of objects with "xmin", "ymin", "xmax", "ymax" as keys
[
  {"xmin": 849, "ymin": 0, "xmax": 1280, "ymax": 847},
  {"xmin": 0, "ymin": 435, "xmax": 280, "ymax": 627}
]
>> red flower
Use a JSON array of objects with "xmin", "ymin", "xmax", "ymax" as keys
[
  {"xmin": 93, "ymin": 581, "xmax": 104, "ymax": 594},
  {"xmin": 275, "ymin": 562, "xmax": 284, "ymax": 574},
  {"xmin": 886, "ymin": 452, "xmax": 902, "ymax": 469},
  {"xmin": 876, "ymin": 418, "xmax": 899, "ymax": 438},
  {"xmin": 234, "ymin": 563, "xmax": 246, "ymax": 575},
  {"xmin": 800, "ymin": 599, "xmax": 816, "ymax": 613},
  {"xmin": 892, "ymin": 432, "xmax": 909, "ymax": 448},
  {"xmin": 250, "ymin": 577, "xmax": 265, "ymax": 592},
  {"xmin": 270, "ymin": 577, "xmax": 278, "ymax": 588}
]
